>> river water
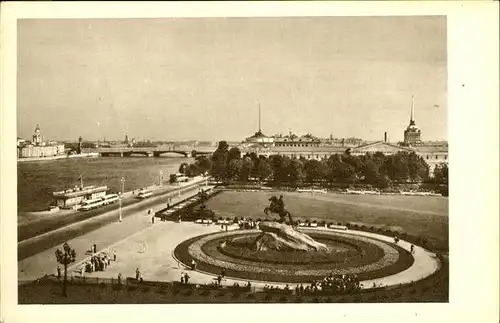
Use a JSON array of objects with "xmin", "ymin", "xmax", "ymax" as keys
[{"xmin": 17, "ymin": 156, "xmax": 193, "ymax": 212}]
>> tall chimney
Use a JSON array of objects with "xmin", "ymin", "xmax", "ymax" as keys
[{"xmin": 384, "ymin": 132, "xmax": 387, "ymax": 142}]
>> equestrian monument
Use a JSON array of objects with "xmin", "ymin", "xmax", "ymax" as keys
[{"xmin": 254, "ymin": 195, "xmax": 328, "ymax": 252}]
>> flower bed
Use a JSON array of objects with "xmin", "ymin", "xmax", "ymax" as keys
[{"xmin": 174, "ymin": 230, "xmax": 414, "ymax": 283}]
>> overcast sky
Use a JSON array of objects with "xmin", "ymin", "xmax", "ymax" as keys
[{"xmin": 18, "ymin": 16, "xmax": 447, "ymax": 142}]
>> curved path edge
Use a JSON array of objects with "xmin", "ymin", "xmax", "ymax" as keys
[{"xmin": 172, "ymin": 226, "xmax": 440, "ymax": 291}]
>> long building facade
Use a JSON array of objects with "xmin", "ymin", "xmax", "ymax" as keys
[
  {"xmin": 240, "ymin": 97, "xmax": 448, "ymax": 175},
  {"xmin": 17, "ymin": 125, "xmax": 66, "ymax": 158}
]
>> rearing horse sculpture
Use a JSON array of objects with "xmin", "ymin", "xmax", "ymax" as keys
[{"xmin": 264, "ymin": 195, "xmax": 295, "ymax": 228}]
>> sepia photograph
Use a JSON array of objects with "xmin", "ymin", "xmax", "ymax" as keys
[
  {"xmin": 16, "ymin": 15, "xmax": 449, "ymax": 305},
  {"xmin": 1, "ymin": 2, "xmax": 498, "ymax": 323}
]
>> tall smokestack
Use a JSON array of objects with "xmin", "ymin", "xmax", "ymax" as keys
[{"xmin": 384, "ymin": 132, "xmax": 387, "ymax": 142}]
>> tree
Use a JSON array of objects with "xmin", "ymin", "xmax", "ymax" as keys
[
  {"xmin": 288, "ymin": 158, "xmax": 305, "ymax": 185},
  {"xmin": 239, "ymin": 156, "xmax": 254, "ymax": 181},
  {"xmin": 270, "ymin": 155, "xmax": 291, "ymax": 184},
  {"xmin": 178, "ymin": 162, "xmax": 189, "ymax": 174},
  {"xmin": 363, "ymin": 160, "xmax": 381, "ymax": 184},
  {"xmin": 169, "ymin": 174, "xmax": 177, "ymax": 183},
  {"xmin": 227, "ymin": 159, "xmax": 243, "ymax": 180},
  {"xmin": 55, "ymin": 242, "xmax": 77, "ymax": 297},
  {"xmin": 211, "ymin": 141, "xmax": 230, "ymax": 180},
  {"xmin": 304, "ymin": 159, "xmax": 328, "ymax": 183},
  {"xmin": 228, "ymin": 147, "xmax": 242, "ymax": 162},
  {"xmin": 256, "ymin": 157, "xmax": 272, "ymax": 181},
  {"xmin": 216, "ymin": 141, "xmax": 229, "ymax": 152},
  {"xmin": 382, "ymin": 153, "xmax": 410, "ymax": 182},
  {"xmin": 185, "ymin": 163, "xmax": 199, "ymax": 177},
  {"xmin": 195, "ymin": 156, "xmax": 212, "ymax": 175},
  {"xmin": 433, "ymin": 163, "xmax": 448, "ymax": 185}
]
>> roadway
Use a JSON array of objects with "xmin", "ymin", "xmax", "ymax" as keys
[{"xmin": 18, "ymin": 178, "xmax": 211, "ymax": 260}]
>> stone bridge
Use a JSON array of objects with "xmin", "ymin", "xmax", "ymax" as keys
[{"xmin": 96, "ymin": 146, "xmax": 215, "ymax": 158}]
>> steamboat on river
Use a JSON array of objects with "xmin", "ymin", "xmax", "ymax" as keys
[{"xmin": 52, "ymin": 178, "xmax": 109, "ymax": 211}]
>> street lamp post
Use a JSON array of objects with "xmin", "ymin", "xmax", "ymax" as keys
[
  {"xmin": 159, "ymin": 171, "xmax": 163, "ymax": 187},
  {"xmin": 119, "ymin": 177, "xmax": 125, "ymax": 222}
]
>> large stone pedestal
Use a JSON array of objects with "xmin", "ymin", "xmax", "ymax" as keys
[{"xmin": 254, "ymin": 222, "xmax": 328, "ymax": 252}]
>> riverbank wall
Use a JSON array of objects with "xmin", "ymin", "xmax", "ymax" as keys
[{"xmin": 17, "ymin": 153, "xmax": 99, "ymax": 163}]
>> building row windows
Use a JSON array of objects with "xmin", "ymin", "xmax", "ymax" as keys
[
  {"xmin": 275, "ymin": 143, "xmax": 320, "ymax": 147},
  {"xmin": 425, "ymin": 155, "xmax": 448, "ymax": 160}
]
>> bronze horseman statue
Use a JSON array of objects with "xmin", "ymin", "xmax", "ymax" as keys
[{"xmin": 264, "ymin": 195, "xmax": 295, "ymax": 228}]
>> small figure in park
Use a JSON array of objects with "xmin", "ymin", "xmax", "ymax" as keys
[
  {"xmin": 118, "ymin": 273, "xmax": 122, "ymax": 285},
  {"xmin": 93, "ymin": 242, "xmax": 97, "ymax": 253},
  {"xmin": 184, "ymin": 273, "xmax": 190, "ymax": 284},
  {"xmin": 181, "ymin": 273, "xmax": 185, "ymax": 284},
  {"xmin": 136, "ymin": 268, "xmax": 140, "ymax": 280},
  {"xmin": 190, "ymin": 260, "xmax": 196, "ymax": 270},
  {"xmin": 57, "ymin": 265, "xmax": 61, "ymax": 279},
  {"xmin": 152, "ymin": 216, "xmax": 155, "ymax": 224},
  {"xmin": 217, "ymin": 275, "xmax": 222, "ymax": 285},
  {"xmin": 410, "ymin": 244, "xmax": 415, "ymax": 254},
  {"xmin": 113, "ymin": 250, "xmax": 117, "ymax": 261}
]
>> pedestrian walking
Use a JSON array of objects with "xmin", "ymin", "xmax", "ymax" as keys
[
  {"xmin": 118, "ymin": 273, "xmax": 122, "ymax": 285},
  {"xmin": 152, "ymin": 216, "xmax": 155, "ymax": 224},
  {"xmin": 410, "ymin": 244, "xmax": 415, "ymax": 254},
  {"xmin": 136, "ymin": 268, "xmax": 140, "ymax": 280},
  {"xmin": 93, "ymin": 242, "xmax": 97, "ymax": 253},
  {"xmin": 57, "ymin": 265, "xmax": 61, "ymax": 279},
  {"xmin": 113, "ymin": 250, "xmax": 117, "ymax": 261}
]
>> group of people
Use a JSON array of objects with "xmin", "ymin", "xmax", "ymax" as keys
[
  {"xmin": 238, "ymin": 220, "xmax": 258, "ymax": 230},
  {"xmin": 293, "ymin": 274, "xmax": 362, "ymax": 295},
  {"xmin": 180, "ymin": 272, "xmax": 191, "ymax": 284},
  {"xmin": 72, "ymin": 250, "xmax": 116, "ymax": 277},
  {"xmin": 263, "ymin": 284, "xmax": 292, "ymax": 293}
]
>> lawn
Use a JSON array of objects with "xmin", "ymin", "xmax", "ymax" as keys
[{"xmin": 204, "ymin": 191, "xmax": 449, "ymax": 250}]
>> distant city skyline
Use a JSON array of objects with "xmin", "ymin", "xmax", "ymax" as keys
[{"xmin": 18, "ymin": 17, "xmax": 447, "ymax": 142}]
